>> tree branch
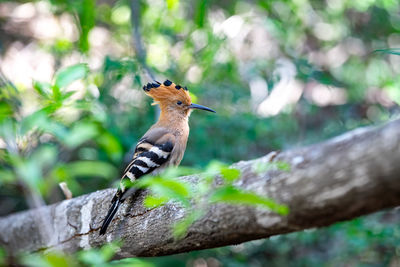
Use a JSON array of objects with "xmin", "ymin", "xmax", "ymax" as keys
[
  {"xmin": 130, "ymin": 0, "xmax": 155, "ymax": 81},
  {"xmin": 1, "ymin": 119, "xmax": 400, "ymax": 258}
]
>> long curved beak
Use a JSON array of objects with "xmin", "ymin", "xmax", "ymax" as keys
[{"xmin": 188, "ymin": 103, "xmax": 216, "ymax": 113}]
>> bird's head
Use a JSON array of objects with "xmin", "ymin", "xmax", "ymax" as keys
[{"xmin": 143, "ymin": 80, "xmax": 216, "ymax": 116}]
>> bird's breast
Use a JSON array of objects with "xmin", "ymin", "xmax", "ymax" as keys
[{"xmin": 169, "ymin": 132, "xmax": 189, "ymax": 166}]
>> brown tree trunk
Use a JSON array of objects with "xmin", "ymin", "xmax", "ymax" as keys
[{"xmin": 1, "ymin": 119, "xmax": 400, "ymax": 258}]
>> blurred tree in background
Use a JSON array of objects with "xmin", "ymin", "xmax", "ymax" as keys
[{"xmin": 0, "ymin": 0, "xmax": 400, "ymax": 265}]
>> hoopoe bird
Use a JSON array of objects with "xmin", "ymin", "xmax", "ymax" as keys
[{"xmin": 99, "ymin": 79, "xmax": 215, "ymax": 235}]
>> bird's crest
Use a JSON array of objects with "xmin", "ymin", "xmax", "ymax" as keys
[{"xmin": 143, "ymin": 80, "xmax": 192, "ymax": 106}]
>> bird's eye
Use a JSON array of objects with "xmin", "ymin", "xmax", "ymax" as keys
[{"xmin": 177, "ymin": 101, "xmax": 182, "ymax": 105}]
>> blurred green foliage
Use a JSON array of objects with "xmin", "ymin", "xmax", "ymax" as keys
[
  {"xmin": 11, "ymin": 242, "xmax": 154, "ymax": 267},
  {"xmin": 1, "ymin": 0, "xmax": 400, "ymax": 265}
]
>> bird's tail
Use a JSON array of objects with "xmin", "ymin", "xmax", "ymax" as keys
[{"xmin": 99, "ymin": 197, "xmax": 122, "ymax": 235}]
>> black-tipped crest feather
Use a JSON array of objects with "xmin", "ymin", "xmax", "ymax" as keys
[{"xmin": 163, "ymin": 79, "xmax": 172, "ymax": 86}]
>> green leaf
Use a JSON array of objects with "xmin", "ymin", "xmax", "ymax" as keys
[
  {"xmin": 112, "ymin": 258, "xmax": 155, "ymax": 267},
  {"xmin": 63, "ymin": 161, "xmax": 117, "ymax": 179},
  {"xmin": 0, "ymin": 102, "xmax": 12, "ymax": 123},
  {"xmin": 209, "ymin": 186, "xmax": 289, "ymax": 215},
  {"xmin": 21, "ymin": 253, "xmax": 52, "ymax": 267},
  {"xmin": 220, "ymin": 167, "xmax": 241, "ymax": 182},
  {"xmin": 33, "ymin": 81, "xmax": 52, "ymax": 98},
  {"xmin": 79, "ymin": 250, "xmax": 104, "ymax": 266},
  {"xmin": 20, "ymin": 110, "xmax": 49, "ymax": 136},
  {"xmin": 54, "ymin": 64, "xmax": 89, "ymax": 88},
  {"xmin": 203, "ymin": 160, "xmax": 228, "ymax": 182},
  {"xmin": 97, "ymin": 132, "xmax": 123, "ymax": 162},
  {"xmin": 52, "ymin": 85, "xmax": 61, "ymax": 101},
  {"xmin": 136, "ymin": 176, "xmax": 191, "ymax": 206},
  {"xmin": 63, "ymin": 122, "xmax": 99, "ymax": 148},
  {"xmin": 143, "ymin": 195, "xmax": 169, "ymax": 208},
  {"xmin": 0, "ymin": 119, "xmax": 17, "ymax": 151},
  {"xmin": 166, "ymin": 0, "xmax": 179, "ymax": 10},
  {"xmin": 42, "ymin": 101, "xmax": 62, "ymax": 114},
  {"xmin": 0, "ymin": 169, "xmax": 16, "ymax": 185},
  {"xmin": 53, "ymin": 39, "xmax": 72, "ymax": 53},
  {"xmin": 75, "ymin": 0, "xmax": 96, "ymax": 52},
  {"xmin": 44, "ymin": 253, "xmax": 71, "ymax": 267},
  {"xmin": 61, "ymin": 91, "xmax": 76, "ymax": 101},
  {"xmin": 275, "ymin": 161, "xmax": 291, "ymax": 171},
  {"xmin": 78, "ymin": 242, "xmax": 121, "ymax": 265},
  {"xmin": 99, "ymin": 242, "xmax": 121, "ymax": 262},
  {"xmin": 173, "ymin": 211, "xmax": 201, "ymax": 239},
  {"xmin": 205, "ymin": 160, "xmax": 228, "ymax": 173},
  {"xmin": 195, "ymin": 0, "xmax": 208, "ymax": 28},
  {"xmin": 159, "ymin": 166, "xmax": 199, "ymax": 179},
  {"xmin": 121, "ymin": 177, "xmax": 135, "ymax": 190},
  {"xmin": 374, "ymin": 48, "xmax": 400, "ymax": 56},
  {"xmin": 0, "ymin": 247, "xmax": 5, "ymax": 266},
  {"xmin": 253, "ymin": 160, "xmax": 291, "ymax": 174}
]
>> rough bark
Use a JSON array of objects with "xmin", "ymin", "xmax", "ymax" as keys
[{"xmin": 1, "ymin": 119, "xmax": 400, "ymax": 258}]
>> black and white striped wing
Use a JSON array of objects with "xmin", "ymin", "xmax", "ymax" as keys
[
  {"xmin": 125, "ymin": 140, "xmax": 173, "ymax": 179},
  {"xmin": 117, "ymin": 139, "xmax": 174, "ymax": 195}
]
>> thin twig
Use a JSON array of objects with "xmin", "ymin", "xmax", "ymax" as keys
[
  {"xmin": 129, "ymin": 0, "xmax": 160, "ymax": 121},
  {"xmin": 130, "ymin": 0, "xmax": 155, "ymax": 81},
  {"xmin": 59, "ymin": 182, "xmax": 73, "ymax": 199}
]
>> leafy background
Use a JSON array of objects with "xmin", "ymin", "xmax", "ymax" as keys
[{"xmin": 1, "ymin": 0, "xmax": 400, "ymax": 266}]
